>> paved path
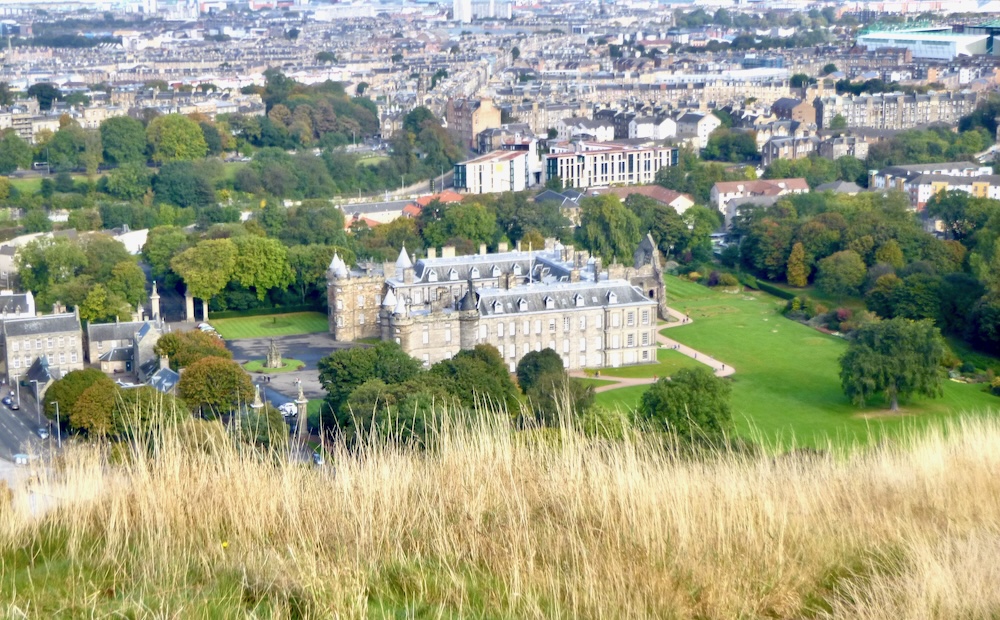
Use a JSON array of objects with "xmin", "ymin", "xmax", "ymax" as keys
[{"xmin": 570, "ymin": 307, "xmax": 735, "ymax": 393}]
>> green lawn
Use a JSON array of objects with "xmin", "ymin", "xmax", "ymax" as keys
[
  {"xmin": 211, "ymin": 312, "xmax": 329, "ymax": 340},
  {"xmin": 243, "ymin": 358, "xmax": 306, "ymax": 373},
  {"xmin": 575, "ymin": 378, "xmax": 617, "ymax": 389},
  {"xmin": 9, "ymin": 173, "xmax": 93, "ymax": 194},
  {"xmin": 598, "ymin": 347, "xmax": 703, "ymax": 379},
  {"xmin": 596, "ymin": 276, "xmax": 1000, "ymax": 448}
]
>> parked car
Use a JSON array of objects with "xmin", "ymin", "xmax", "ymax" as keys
[
  {"xmin": 9, "ymin": 401, "xmax": 19, "ymax": 411},
  {"xmin": 278, "ymin": 403, "xmax": 297, "ymax": 417},
  {"xmin": 37, "ymin": 427, "xmax": 49, "ymax": 439},
  {"xmin": 2, "ymin": 396, "xmax": 11, "ymax": 407}
]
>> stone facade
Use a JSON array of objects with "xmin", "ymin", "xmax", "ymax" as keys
[
  {"xmin": 0, "ymin": 310, "xmax": 85, "ymax": 395},
  {"xmin": 328, "ymin": 238, "xmax": 667, "ymax": 371}
]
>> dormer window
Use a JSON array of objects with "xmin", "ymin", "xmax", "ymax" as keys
[
  {"xmin": 544, "ymin": 296, "xmax": 555, "ymax": 310},
  {"xmin": 513, "ymin": 264, "xmax": 523, "ymax": 276},
  {"xmin": 574, "ymin": 294, "xmax": 585, "ymax": 307},
  {"xmin": 491, "ymin": 265, "xmax": 501, "ymax": 277},
  {"xmin": 428, "ymin": 270, "xmax": 438, "ymax": 282},
  {"xmin": 607, "ymin": 291, "xmax": 618, "ymax": 304},
  {"xmin": 449, "ymin": 268, "xmax": 459, "ymax": 281},
  {"xmin": 470, "ymin": 267, "xmax": 480, "ymax": 278},
  {"xmin": 493, "ymin": 300, "xmax": 504, "ymax": 314},
  {"xmin": 517, "ymin": 298, "xmax": 528, "ymax": 312}
]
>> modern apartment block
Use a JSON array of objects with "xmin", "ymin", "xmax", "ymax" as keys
[
  {"xmin": 544, "ymin": 142, "xmax": 678, "ymax": 190},
  {"xmin": 453, "ymin": 150, "xmax": 536, "ymax": 194},
  {"xmin": 869, "ymin": 161, "xmax": 998, "ymax": 210}
]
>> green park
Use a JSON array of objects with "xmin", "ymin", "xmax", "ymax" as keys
[{"xmin": 594, "ymin": 276, "xmax": 1000, "ymax": 448}]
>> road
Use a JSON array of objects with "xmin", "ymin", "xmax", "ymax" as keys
[{"xmin": 0, "ymin": 391, "xmax": 52, "ymax": 462}]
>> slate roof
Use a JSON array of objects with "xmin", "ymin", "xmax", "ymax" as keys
[
  {"xmin": 3, "ymin": 313, "xmax": 80, "ymax": 337},
  {"xmin": 0, "ymin": 293, "xmax": 32, "ymax": 315},
  {"xmin": 99, "ymin": 348, "xmax": 132, "ymax": 362},
  {"xmin": 816, "ymin": 180, "xmax": 863, "ymax": 193},
  {"xmin": 87, "ymin": 321, "xmax": 147, "ymax": 343},
  {"xmin": 476, "ymin": 281, "xmax": 654, "ymax": 317},
  {"xmin": 147, "ymin": 367, "xmax": 180, "ymax": 394}
]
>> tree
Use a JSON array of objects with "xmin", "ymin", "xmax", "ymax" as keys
[
  {"xmin": 43, "ymin": 368, "xmax": 112, "ymax": 424},
  {"xmin": 230, "ymin": 235, "xmax": 293, "ymax": 300},
  {"xmin": 112, "ymin": 385, "xmax": 190, "ymax": 440},
  {"xmin": 239, "ymin": 404, "xmax": 288, "ymax": 450},
  {"xmin": 638, "ymin": 367, "xmax": 732, "ymax": 441},
  {"xmin": 153, "ymin": 160, "xmax": 216, "ymax": 208},
  {"xmin": 100, "ymin": 116, "xmax": 147, "ymax": 165},
  {"xmin": 511, "ymin": 46, "xmax": 521, "ymax": 61},
  {"xmin": 79, "ymin": 284, "xmax": 130, "ymax": 323},
  {"xmin": 875, "ymin": 239, "xmax": 905, "ymax": 269},
  {"xmin": 108, "ymin": 260, "xmax": 148, "ymax": 307},
  {"xmin": 15, "ymin": 236, "xmax": 87, "ymax": 296},
  {"xmin": 142, "ymin": 226, "xmax": 190, "ymax": 281},
  {"xmin": 821, "ymin": 63, "xmax": 838, "ymax": 75},
  {"xmin": 82, "ymin": 234, "xmax": 133, "ymax": 282},
  {"xmin": 576, "ymin": 194, "xmax": 642, "ymax": 263},
  {"xmin": 68, "ymin": 380, "xmax": 119, "ymax": 437},
  {"xmin": 104, "ymin": 161, "xmax": 152, "ymax": 201},
  {"xmin": 27, "ymin": 83, "xmax": 61, "ymax": 110},
  {"xmin": 22, "ymin": 209, "xmax": 52, "ymax": 234},
  {"xmin": 516, "ymin": 349, "xmax": 593, "ymax": 424},
  {"xmin": 170, "ymin": 238, "xmax": 237, "ymax": 303},
  {"xmin": 154, "ymin": 330, "xmax": 232, "ymax": 370},
  {"xmin": 317, "ymin": 341, "xmax": 423, "ymax": 416},
  {"xmin": 516, "ymin": 348, "xmax": 565, "ymax": 394},
  {"xmin": 429, "ymin": 345, "xmax": 520, "ymax": 413},
  {"xmin": 816, "ymin": 250, "xmax": 866, "ymax": 298},
  {"xmin": 315, "ymin": 51, "xmax": 337, "ymax": 63},
  {"xmin": 0, "ymin": 130, "xmax": 32, "ymax": 174},
  {"xmin": 178, "ymin": 356, "xmax": 254, "ymax": 418},
  {"xmin": 146, "ymin": 114, "xmax": 208, "ymax": 163},
  {"xmin": 287, "ymin": 244, "xmax": 336, "ymax": 303},
  {"xmin": 829, "ymin": 114, "xmax": 848, "ymax": 131},
  {"xmin": 840, "ymin": 318, "xmax": 944, "ymax": 411},
  {"xmin": 786, "ymin": 241, "xmax": 809, "ymax": 287}
]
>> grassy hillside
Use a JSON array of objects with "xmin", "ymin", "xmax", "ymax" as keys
[
  {"xmin": 3, "ymin": 415, "xmax": 1000, "ymax": 617},
  {"xmin": 597, "ymin": 277, "xmax": 1000, "ymax": 448}
]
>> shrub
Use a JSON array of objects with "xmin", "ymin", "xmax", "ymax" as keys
[
  {"xmin": 707, "ymin": 271, "xmax": 720, "ymax": 286},
  {"xmin": 688, "ymin": 271, "xmax": 702, "ymax": 282},
  {"xmin": 718, "ymin": 273, "xmax": 740, "ymax": 287},
  {"xmin": 960, "ymin": 361, "xmax": 976, "ymax": 375}
]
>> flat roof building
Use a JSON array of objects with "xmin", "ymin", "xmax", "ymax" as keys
[{"xmin": 857, "ymin": 29, "xmax": 988, "ymax": 60}]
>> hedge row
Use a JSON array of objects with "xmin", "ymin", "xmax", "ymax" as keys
[
  {"xmin": 755, "ymin": 280, "xmax": 797, "ymax": 301},
  {"xmin": 209, "ymin": 304, "xmax": 324, "ymax": 320}
]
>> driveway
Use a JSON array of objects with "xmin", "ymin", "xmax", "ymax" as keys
[{"xmin": 226, "ymin": 332, "xmax": 354, "ymax": 402}]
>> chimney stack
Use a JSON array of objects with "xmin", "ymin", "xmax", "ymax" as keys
[{"xmin": 427, "ymin": 247, "xmax": 436, "ymax": 259}]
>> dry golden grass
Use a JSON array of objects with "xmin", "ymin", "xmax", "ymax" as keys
[{"xmin": 2, "ymin": 413, "xmax": 1000, "ymax": 618}]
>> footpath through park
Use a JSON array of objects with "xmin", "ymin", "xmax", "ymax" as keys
[{"xmin": 569, "ymin": 306, "xmax": 735, "ymax": 394}]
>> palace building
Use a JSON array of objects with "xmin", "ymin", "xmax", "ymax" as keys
[{"xmin": 327, "ymin": 237, "xmax": 667, "ymax": 371}]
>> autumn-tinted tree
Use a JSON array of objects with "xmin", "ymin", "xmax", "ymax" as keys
[
  {"xmin": 840, "ymin": 318, "xmax": 944, "ymax": 411},
  {"xmin": 638, "ymin": 366, "xmax": 732, "ymax": 441},
  {"xmin": 43, "ymin": 368, "xmax": 110, "ymax": 424},
  {"xmin": 154, "ymin": 330, "xmax": 232, "ymax": 370},
  {"xmin": 60, "ymin": 375, "xmax": 118, "ymax": 437},
  {"xmin": 786, "ymin": 241, "xmax": 808, "ymax": 287},
  {"xmin": 146, "ymin": 114, "xmax": 208, "ymax": 163},
  {"xmin": 178, "ymin": 356, "xmax": 254, "ymax": 418}
]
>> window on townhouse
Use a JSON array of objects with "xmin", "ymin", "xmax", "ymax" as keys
[
  {"xmin": 563, "ymin": 317, "xmax": 570, "ymax": 332},
  {"xmin": 642, "ymin": 310, "xmax": 649, "ymax": 325},
  {"xmin": 445, "ymin": 329, "xmax": 452, "ymax": 343},
  {"xmin": 642, "ymin": 332, "xmax": 649, "ymax": 346},
  {"xmin": 549, "ymin": 320, "xmax": 556, "ymax": 332},
  {"xmin": 46, "ymin": 338, "xmax": 52, "ymax": 348},
  {"xmin": 627, "ymin": 312, "xmax": 634, "ymax": 326},
  {"xmin": 71, "ymin": 352, "xmax": 77, "ymax": 363},
  {"xmin": 627, "ymin": 334, "xmax": 634, "ymax": 348}
]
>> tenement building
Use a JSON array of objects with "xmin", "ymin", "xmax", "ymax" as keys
[{"xmin": 327, "ymin": 238, "xmax": 668, "ymax": 371}]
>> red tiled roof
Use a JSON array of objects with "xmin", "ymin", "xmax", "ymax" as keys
[{"xmin": 416, "ymin": 190, "xmax": 464, "ymax": 206}]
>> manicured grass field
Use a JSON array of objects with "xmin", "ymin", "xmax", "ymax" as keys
[
  {"xmin": 9, "ymin": 173, "xmax": 93, "ymax": 194},
  {"xmin": 598, "ymin": 347, "xmax": 702, "ymax": 379},
  {"xmin": 211, "ymin": 312, "xmax": 329, "ymax": 340},
  {"xmin": 575, "ymin": 378, "xmax": 617, "ymax": 389},
  {"xmin": 596, "ymin": 276, "xmax": 1000, "ymax": 448}
]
